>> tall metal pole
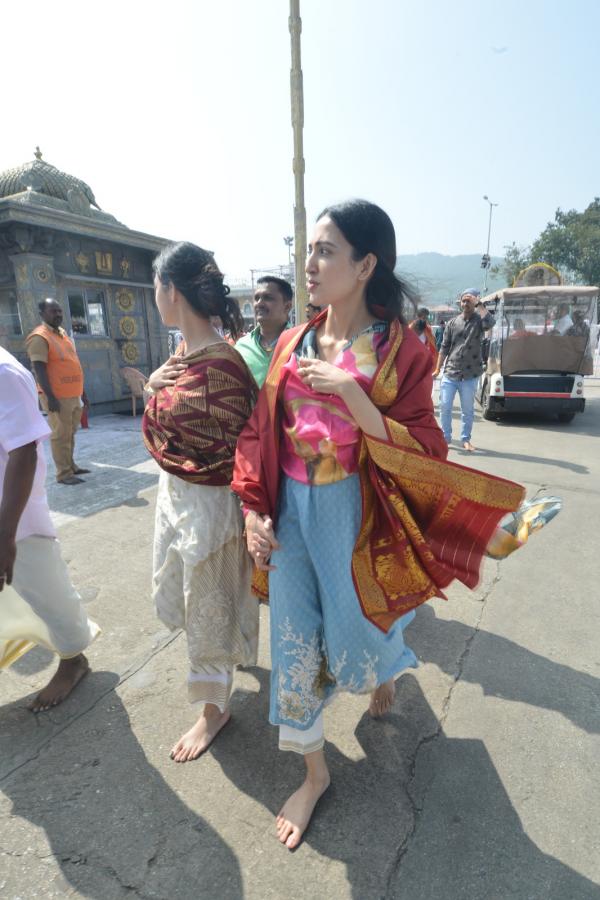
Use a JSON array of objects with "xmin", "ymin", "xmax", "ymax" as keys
[
  {"xmin": 289, "ymin": 0, "xmax": 307, "ymax": 325},
  {"xmin": 483, "ymin": 194, "xmax": 498, "ymax": 294}
]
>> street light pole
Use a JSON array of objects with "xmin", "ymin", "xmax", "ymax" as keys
[
  {"xmin": 289, "ymin": 0, "xmax": 307, "ymax": 325},
  {"xmin": 482, "ymin": 194, "xmax": 499, "ymax": 294}
]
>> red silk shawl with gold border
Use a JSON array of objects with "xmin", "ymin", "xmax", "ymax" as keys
[
  {"xmin": 231, "ymin": 314, "xmax": 524, "ymax": 632},
  {"xmin": 143, "ymin": 342, "xmax": 256, "ymax": 486}
]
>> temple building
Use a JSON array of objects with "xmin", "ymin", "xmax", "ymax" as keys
[{"xmin": 0, "ymin": 149, "xmax": 172, "ymax": 412}]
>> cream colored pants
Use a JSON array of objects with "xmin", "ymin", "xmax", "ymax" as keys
[
  {"xmin": 153, "ymin": 472, "xmax": 259, "ymax": 710},
  {"xmin": 41, "ymin": 395, "xmax": 82, "ymax": 482}
]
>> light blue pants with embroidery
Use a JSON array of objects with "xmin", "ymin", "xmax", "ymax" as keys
[{"xmin": 268, "ymin": 474, "xmax": 417, "ymax": 737}]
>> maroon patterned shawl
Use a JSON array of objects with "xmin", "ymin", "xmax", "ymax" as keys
[{"xmin": 142, "ymin": 342, "xmax": 256, "ymax": 485}]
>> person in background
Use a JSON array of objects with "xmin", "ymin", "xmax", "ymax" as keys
[
  {"xmin": 567, "ymin": 309, "xmax": 590, "ymax": 339},
  {"xmin": 510, "ymin": 318, "xmax": 529, "ymax": 338},
  {"xmin": 235, "ymin": 277, "xmax": 292, "ymax": 387},
  {"xmin": 168, "ymin": 329, "xmax": 185, "ymax": 355},
  {"xmin": 0, "ymin": 341, "xmax": 99, "ymax": 710},
  {"xmin": 433, "ymin": 289, "xmax": 495, "ymax": 452},
  {"xmin": 26, "ymin": 299, "xmax": 90, "ymax": 485},
  {"xmin": 434, "ymin": 321, "xmax": 445, "ymax": 352},
  {"xmin": 305, "ymin": 301, "xmax": 323, "ymax": 321},
  {"xmin": 210, "ymin": 315, "xmax": 235, "ymax": 345},
  {"xmin": 409, "ymin": 306, "xmax": 437, "ymax": 359},
  {"xmin": 551, "ymin": 304, "xmax": 574, "ymax": 336}
]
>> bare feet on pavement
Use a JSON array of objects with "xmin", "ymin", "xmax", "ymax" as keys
[
  {"xmin": 369, "ymin": 677, "xmax": 395, "ymax": 717},
  {"xmin": 276, "ymin": 773, "xmax": 330, "ymax": 849},
  {"xmin": 28, "ymin": 654, "xmax": 90, "ymax": 712},
  {"xmin": 170, "ymin": 705, "xmax": 230, "ymax": 762},
  {"xmin": 463, "ymin": 441, "xmax": 475, "ymax": 452}
]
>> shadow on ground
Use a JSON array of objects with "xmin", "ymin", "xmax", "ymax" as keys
[
  {"xmin": 213, "ymin": 667, "xmax": 596, "ymax": 899},
  {"xmin": 1, "ymin": 674, "xmax": 244, "ymax": 900},
  {"xmin": 452, "ymin": 445, "xmax": 588, "ymax": 472},
  {"xmin": 411, "ymin": 605, "xmax": 600, "ymax": 734},
  {"xmin": 2, "ymin": 620, "xmax": 597, "ymax": 898},
  {"xmin": 490, "ymin": 399, "xmax": 600, "ymax": 438}
]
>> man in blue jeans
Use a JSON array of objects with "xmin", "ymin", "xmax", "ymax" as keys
[{"xmin": 432, "ymin": 289, "xmax": 495, "ymax": 451}]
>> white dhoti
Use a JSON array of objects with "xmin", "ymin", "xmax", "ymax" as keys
[
  {"xmin": 152, "ymin": 471, "xmax": 258, "ymax": 711},
  {"xmin": 0, "ymin": 535, "xmax": 100, "ymax": 669}
]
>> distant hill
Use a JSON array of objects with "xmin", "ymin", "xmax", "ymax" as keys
[{"xmin": 395, "ymin": 253, "xmax": 505, "ymax": 305}]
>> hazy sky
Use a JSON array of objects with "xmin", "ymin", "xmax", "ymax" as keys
[{"xmin": 3, "ymin": 0, "xmax": 598, "ymax": 280}]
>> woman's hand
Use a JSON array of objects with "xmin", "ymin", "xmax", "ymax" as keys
[
  {"xmin": 245, "ymin": 511, "xmax": 280, "ymax": 571},
  {"xmin": 297, "ymin": 358, "xmax": 354, "ymax": 396},
  {"xmin": 299, "ymin": 357, "xmax": 389, "ymax": 439},
  {"xmin": 147, "ymin": 356, "xmax": 188, "ymax": 391}
]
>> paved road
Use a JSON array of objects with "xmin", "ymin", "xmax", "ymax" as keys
[{"xmin": 1, "ymin": 391, "xmax": 599, "ymax": 900}]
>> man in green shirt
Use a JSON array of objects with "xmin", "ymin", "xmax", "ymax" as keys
[{"xmin": 236, "ymin": 276, "xmax": 293, "ymax": 387}]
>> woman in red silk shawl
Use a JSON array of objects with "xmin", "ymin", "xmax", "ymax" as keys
[
  {"xmin": 142, "ymin": 242, "xmax": 258, "ymax": 764},
  {"xmin": 232, "ymin": 200, "xmax": 557, "ymax": 850}
]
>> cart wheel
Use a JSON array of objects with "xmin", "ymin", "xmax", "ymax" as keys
[
  {"xmin": 557, "ymin": 412, "xmax": 576, "ymax": 423},
  {"xmin": 481, "ymin": 380, "xmax": 498, "ymax": 421}
]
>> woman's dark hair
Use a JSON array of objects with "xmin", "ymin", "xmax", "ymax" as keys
[
  {"xmin": 316, "ymin": 199, "xmax": 417, "ymax": 323},
  {"xmin": 153, "ymin": 241, "xmax": 244, "ymax": 340}
]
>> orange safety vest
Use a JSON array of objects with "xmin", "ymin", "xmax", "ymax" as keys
[{"xmin": 26, "ymin": 324, "xmax": 84, "ymax": 399}]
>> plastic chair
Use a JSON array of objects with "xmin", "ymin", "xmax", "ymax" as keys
[{"xmin": 121, "ymin": 367, "xmax": 148, "ymax": 417}]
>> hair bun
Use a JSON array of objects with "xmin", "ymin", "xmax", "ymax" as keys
[{"xmin": 153, "ymin": 241, "xmax": 244, "ymax": 339}]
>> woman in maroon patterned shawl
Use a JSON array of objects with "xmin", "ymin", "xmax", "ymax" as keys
[{"xmin": 142, "ymin": 242, "xmax": 258, "ymax": 762}]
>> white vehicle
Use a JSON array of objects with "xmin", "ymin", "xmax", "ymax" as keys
[{"xmin": 478, "ymin": 286, "xmax": 598, "ymax": 423}]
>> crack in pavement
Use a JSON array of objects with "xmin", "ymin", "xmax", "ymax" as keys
[
  {"xmin": 32, "ymin": 819, "xmax": 190, "ymax": 900},
  {"xmin": 0, "ymin": 630, "xmax": 183, "ymax": 784},
  {"xmin": 93, "ymin": 862, "xmax": 148, "ymax": 897},
  {"xmin": 383, "ymin": 563, "xmax": 502, "ymax": 897},
  {"xmin": 81, "ymin": 835, "xmax": 184, "ymax": 900}
]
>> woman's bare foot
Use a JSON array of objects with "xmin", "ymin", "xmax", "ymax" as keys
[
  {"xmin": 170, "ymin": 704, "xmax": 230, "ymax": 762},
  {"xmin": 28, "ymin": 654, "xmax": 90, "ymax": 713},
  {"xmin": 369, "ymin": 678, "xmax": 395, "ymax": 717},
  {"xmin": 276, "ymin": 769, "xmax": 330, "ymax": 850},
  {"xmin": 462, "ymin": 440, "xmax": 475, "ymax": 452}
]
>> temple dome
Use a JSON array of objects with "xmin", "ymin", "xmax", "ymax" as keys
[{"xmin": 0, "ymin": 147, "xmax": 100, "ymax": 209}]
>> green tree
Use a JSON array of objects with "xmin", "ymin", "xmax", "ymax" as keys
[
  {"xmin": 491, "ymin": 242, "xmax": 531, "ymax": 287},
  {"xmin": 531, "ymin": 198, "xmax": 600, "ymax": 285}
]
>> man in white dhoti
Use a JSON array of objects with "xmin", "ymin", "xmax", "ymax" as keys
[{"xmin": 0, "ymin": 344, "xmax": 99, "ymax": 711}]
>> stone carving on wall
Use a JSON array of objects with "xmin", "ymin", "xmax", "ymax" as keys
[
  {"xmin": 12, "ymin": 225, "xmax": 35, "ymax": 253},
  {"xmin": 119, "ymin": 316, "xmax": 137, "ymax": 339},
  {"xmin": 75, "ymin": 251, "xmax": 90, "ymax": 273},
  {"xmin": 120, "ymin": 257, "xmax": 131, "ymax": 279},
  {"xmin": 115, "ymin": 288, "xmax": 134, "ymax": 312},
  {"xmin": 95, "ymin": 251, "xmax": 113, "ymax": 275},
  {"xmin": 121, "ymin": 341, "xmax": 139, "ymax": 364},
  {"xmin": 34, "ymin": 267, "xmax": 49, "ymax": 284}
]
